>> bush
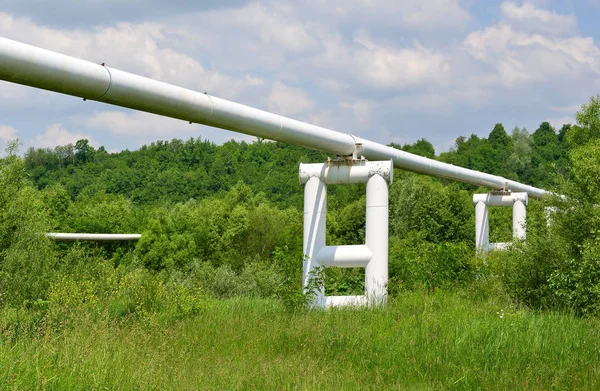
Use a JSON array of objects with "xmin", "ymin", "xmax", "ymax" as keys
[
  {"xmin": 0, "ymin": 143, "xmax": 57, "ymax": 306},
  {"xmin": 388, "ymin": 234, "xmax": 474, "ymax": 294}
]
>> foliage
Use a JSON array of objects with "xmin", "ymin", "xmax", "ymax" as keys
[
  {"xmin": 389, "ymin": 173, "xmax": 473, "ymax": 243},
  {"xmin": 0, "ymin": 141, "xmax": 57, "ymax": 305},
  {"xmin": 8, "ymin": 95, "xmax": 598, "ymax": 317},
  {"xmin": 487, "ymin": 95, "xmax": 600, "ymax": 315},
  {"xmin": 388, "ymin": 234, "xmax": 474, "ymax": 294}
]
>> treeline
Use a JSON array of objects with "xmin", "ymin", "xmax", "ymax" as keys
[
  {"xmin": 1, "ymin": 96, "xmax": 599, "ymax": 319},
  {"xmin": 24, "ymin": 121, "xmax": 569, "ymax": 207}
]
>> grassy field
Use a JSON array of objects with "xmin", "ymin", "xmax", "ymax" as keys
[{"xmin": 1, "ymin": 289, "xmax": 600, "ymax": 390}]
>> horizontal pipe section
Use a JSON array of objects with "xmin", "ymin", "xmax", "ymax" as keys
[
  {"xmin": 0, "ymin": 37, "xmax": 355, "ymax": 156},
  {"xmin": 47, "ymin": 233, "xmax": 142, "ymax": 241},
  {"xmin": 299, "ymin": 160, "xmax": 393, "ymax": 185},
  {"xmin": 472, "ymin": 192, "xmax": 528, "ymax": 206},
  {"xmin": 316, "ymin": 245, "xmax": 372, "ymax": 268},
  {"xmin": 357, "ymin": 139, "xmax": 546, "ymax": 198},
  {"xmin": 0, "ymin": 36, "xmax": 548, "ymax": 197}
]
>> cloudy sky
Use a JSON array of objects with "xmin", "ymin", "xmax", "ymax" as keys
[{"xmin": 0, "ymin": 0, "xmax": 599, "ymax": 154}]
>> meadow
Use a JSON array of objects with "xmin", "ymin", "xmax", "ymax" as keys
[
  {"xmin": 3, "ymin": 97, "xmax": 600, "ymax": 390},
  {"xmin": 2, "ymin": 288, "xmax": 600, "ymax": 390}
]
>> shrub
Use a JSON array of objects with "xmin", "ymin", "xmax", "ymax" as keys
[
  {"xmin": 388, "ymin": 234, "xmax": 474, "ymax": 294},
  {"xmin": 0, "ymin": 142, "xmax": 57, "ymax": 306}
]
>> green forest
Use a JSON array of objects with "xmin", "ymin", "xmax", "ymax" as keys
[{"xmin": 2, "ymin": 96, "xmax": 600, "ymax": 389}]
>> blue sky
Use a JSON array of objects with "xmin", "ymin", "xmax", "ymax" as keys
[{"xmin": 0, "ymin": 0, "xmax": 599, "ymax": 154}]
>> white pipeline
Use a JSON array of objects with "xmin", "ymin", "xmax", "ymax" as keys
[
  {"xmin": 0, "ymin": 36, "xmax": 548, "ymax": 197},
  {"xmin": 47, "ymin": 233, "xmax": 141, "ymax": 241}
]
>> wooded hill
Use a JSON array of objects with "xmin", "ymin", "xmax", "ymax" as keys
[
  {"xmin": 1, "ymin": 96, "xmax": 599, "ymax": 316},
  {"xmin": 24, "ymin": 121, "xmax": 569, "ymax": 208}
]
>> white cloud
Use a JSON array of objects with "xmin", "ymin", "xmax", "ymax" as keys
[
  {"xmin": 311, "ymin": 0, "xmax": 472, "ymax": 31},
  {"xmin": 340, "ymin": 100, "xmax": 371, "ymax": 123},
  {"xmin": 353, "ymin": 36, "xmax": 450, "ymax": 88},
  {"xmin": 227, "ymin": 3, "xmax": 317, "ymax": 53},
  {"xmin": 82, "ymin": 110, "xmax": 254, "ymax": 146},
  {"xmin": 0, "ymin": 125, "xmax": 17, "ymax": 143},
  {"xmin": 463, "ymin": 23, "xmax": 600, "ymax": 86},
  {"xmin": 501, "ymin": 1, "xmax": 576, "ymax": 36},
  {"xmin": 463, "ymin": 2, "xmax": 599, "ymax": 88},
  {"xmin": 84, "ymin": 111, "xmax": 191, "ymax": 138},
  {"xmin": 34, "ymin": 124, "xmax": 98, "ymax": 148},
  {"xmin": 267, "ymin": 81, "xmax": 315, "ymax": 117},
  {"xmin": 308, "ymin": 30, "xmax": 451, "ymax": 92}
]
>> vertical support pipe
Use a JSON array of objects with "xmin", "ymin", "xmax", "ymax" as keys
[
  {"xmin": 513, "ymin": 200, "xmax": 526, "ymax": 240},
  {"xmin": 365, "ymin": 174, "xmax": 388, "ymax": 304},
  {"xmin": 475, "ymin": 201, "xmax": 489, "ymax": 252},
  {"xmin": 303, "ymin": 176, "xmax": 326, "ymax": 306}
]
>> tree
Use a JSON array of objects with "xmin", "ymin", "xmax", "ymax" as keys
[
  {"xmin": 75, "ymin": 139, "xmax": 95, "ymax": 165},
  {"xmin": 506, "ymin": 126, "xmax": 532, "ymax": 178},
  {"xmin": 488, "ymin": 123, "xmax": 512, "ymax": 176},
  {"xmin": 397, "ymin": 138, "xmax": 436, "ymax": 159},
  {"xmin": 488, "ymin": 123, "xmax": 511, "ymax": 149}
]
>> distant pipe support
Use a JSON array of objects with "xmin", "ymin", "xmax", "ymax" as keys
[{"xmin": 473, "ymin": 192, "xmax": 528, "ymax": 253}]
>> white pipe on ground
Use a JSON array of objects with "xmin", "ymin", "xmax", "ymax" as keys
[
  {"xmin": 0, "ymin": 36, "xmax": 548, "ymax": 197},
  {"xmin": 47, "ymin": 233, "xmax": 141, "ymax": 241}
]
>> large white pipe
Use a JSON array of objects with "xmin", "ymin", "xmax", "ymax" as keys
[
  {"xmin": 513, "ymin": 200, "xmax": 526, "ymax": 240},
  {"xmin": 47, "ymin": 233, "xmax": 141, "ymax": 241},
  {"xmin": 474, "ymin": 201, "xmax": 489, "ymax": 252},
  {"xmin": 302, "ymin": 176, "xmax": 326, "ymax": 304},
  {"xmin": 316, "ymin": 245, "xmax": 372, "ymax": 268},
  {"xmin": 365, "ymin": 174, "xmax": 388, "ymax": 302},
  {"xmin": 0, "ymin": 36, "xmax": 547, "ymax": 197}
]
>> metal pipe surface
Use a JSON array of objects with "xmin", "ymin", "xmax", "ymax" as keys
[
  {"xmin": 0, "ymin": 36, "xmax": 548, "ymax": 197},
  {"xmin": 47, "ymin": 233, "xmax": 142, "ymax": 241},
  {"xmin": 316, "ymin": 245, "xmax": 372, "ymax": 268}
]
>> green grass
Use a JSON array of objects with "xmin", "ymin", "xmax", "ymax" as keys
[{"xmin": 2, "ymin": 290, "xmax": 600, "ymax": 390}]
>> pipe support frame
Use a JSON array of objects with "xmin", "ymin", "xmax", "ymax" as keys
[{"xmin": 301, "ymin": 160, "xmax": 391, "ymax": 308}]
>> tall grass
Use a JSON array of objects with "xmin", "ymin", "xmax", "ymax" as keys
[{"xmin": 2, "ymin": 289, "xmax": 599, "ymax": 390}]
